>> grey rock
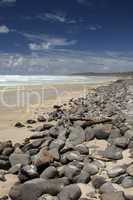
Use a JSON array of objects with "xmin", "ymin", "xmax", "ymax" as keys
[
  {"xmin": 58, "ymin": 184, "xmax": 81, "ymax": 200},
  {"xmin": 74, "ymin": 170, "xmax": 90, "ymax": 183},
  {"xmin": 15, "ymin": 122, "xmax": 25, "ymax": 128},
  {"xmin": 63, "ymin": 165, "xmax": 80, "ymax": 181},
  {"xmin": 9, "ymin": 178, "xmax": 69, "ymax": 200},
  {"xmin": 68, "ymin": 127, "xmax": 85, "ymax": 146},
  {"xmin": 26, "ymin": 119, "xmax": 36, "ymax": 124},
  {"xmin": 37, "ymin": 115, "xmax": 46, "ymax": 122},
  {"xmin": 103, "ymin": 145, "xmax": 123, "ymax": 160},
  {"xmin": 99, "ymin": 182, "xmax": 116, "ymax": 193},
  {"xmin": 101, "ymin": 192, "xmax": 125, "ymax": 200},
  {"xmin": 2, "ymin": 147, "xmax": 14, "ymax": 156},
  {"xmin": 83, "ymin": 163, "xmax": 99, "ymax": 175},
  {"xmin": 74, "ymin": 144, "xmax": 89, "ymax": 155},
  {"xmin": 49, "ymin": 139, "xmax": 65, "ymax": 151},
  {"xmin": 0, "ymin": 160, "xmax": 10, "ymax": 170},
  {"xmin": 49, "ymin": 148, "xmax": 60, "ymax": 160},
  {"xmin": 33, "ymin": 148, "xmax": 54, "ymax": 169},
  {"xmin": 9, "ymin": 152, "xmax": 30, "ymax": 167},
  {"xmin": 108, "ymin": 129, "xmax": 121, "ymax": 142},
  {"xmin": 91, "ymin": 175, "xmax": 106, "ymax": 189},
  {"xmin": 18, "ymin": 165, "xmax": 38, "ymax": 182},
  {"xmin": 114, "ymin": 137, "xmax": 129, "ymax": 149},
  {"xmin": 8, "ymin": 164, "xmax": 21, "ymax": 174},
  {"xmin": 84, "ymin": 127, "xmax": 95, "ymax": 141},
  {"xmin": 40, "ymin": 166, "xmax": 57, "ymax": 179},
  {"xmin": 94, "ymin": 128, "xmax": 110, "ymax": 140},
  {"xmin": 107, "ymin": 167, "xmax": 126, "ymax": 178},
  {"xmin": 121, "ymin": 176, "xmax": 133, "ymax": 188}
]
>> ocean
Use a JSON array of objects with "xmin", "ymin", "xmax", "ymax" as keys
[{"xmin": 0, "ymin": 75, "xmax": 117, "ymax": 86}]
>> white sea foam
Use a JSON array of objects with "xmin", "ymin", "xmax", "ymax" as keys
[{"xmin": 0, "ymin": 75, "xmax": 117, "ymax": 86}]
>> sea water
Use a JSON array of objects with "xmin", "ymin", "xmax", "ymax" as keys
[{"xmin": 0, "ymin": 75, "xmax": 117, "ymax": 87}]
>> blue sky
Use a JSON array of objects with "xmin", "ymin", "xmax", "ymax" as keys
[{"xmin": 0, "ymin": 0, "xmax": 133, "ymax": 74}]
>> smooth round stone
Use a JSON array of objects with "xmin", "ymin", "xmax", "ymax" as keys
[
  {"xmin": 107, "ymin": 167, "xmax": 126, "ymax": 178},
  {"xmin": 121, "ymin": 176, "xmax": 133, "ymax": 188}
]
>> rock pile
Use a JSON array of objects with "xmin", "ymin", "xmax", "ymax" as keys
[{"xmin": 1, "ymin": 79, "xmax": 133, "ymax": 200}]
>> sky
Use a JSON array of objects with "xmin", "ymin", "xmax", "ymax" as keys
[{"xmin": 0, "ymin": 0, "xmax": 133, "ymax": 74}]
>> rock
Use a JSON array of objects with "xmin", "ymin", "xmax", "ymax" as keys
[
  {"xmin": 49, "ymin": 148, "xmax": 60, "ymax": 161},
  {"xmin": 38, "ymin": 194, "xmax": 58, "ymax": 200},
  {"xmin": 101, "ymin": 191, "xmax": 125, "ymax": 200},
  {"xmin": 125, "ymin": 130, "xmax": 133, "ymax": 140},
  {"xmin": 9, "ymin": 178, "xmax": 69, "ymax": 200},
  {"xmin": 127, "ymin": 164, "xmax": 133, "ymax": 176},
  {"xmin": 111, "ymin": 174, "xmax": 127, "ymax": 184},
  {"xmin": 68, "ymin": 127, "xmax": 85, "ymax": 146},
  {"xmin": 94, "ymin": 128, "xmax": 110, "ymax": 140},
  {"xmin": 35, "ymin": 124, "xmax": 54, "ymax": 132},
  {"xmin": 37, "ymin": 115, "xmax": 46, "ymax": 122},
  {"xmin": 0, "ymin": 195, "xmax": 9, "ymax": 200},
  {"xmin": 83, "ymin": 163, "xmax": 99, "ymax": 175},
  {"xmin": 58, "ymin": 184, "xmax": 81, "ymax": 200},
  {"xmin": 108, "ymin": 129, "xmax": 121, "ymax": 142},
  {"xmin": 9, "ymin": 152, "xmax": 30, "ymax": 167},
  {"xmin": 31, "ymin": 140, "xmax": 44, "ymax": 149},
  {"xmin": 63, "ymin": 165, "xmax": 80, "ymax": 181},
  {"xmin": 33, "ymin": 148, "xmax": 54, "ymax": 170},
  {"xmin": 61, "ymin": 151, "xmax": 83, "ymax": 164},
  {"xmin": 8, "ymin": 164, "xmax": 21, "ymax": 174},
  {"xmin": 114, "ymin": 137, "xmax": 129, "ymax": 149},
  {"xmin": 9, "ymin": 183, "xmax": 23, "ymax": 200},
  {"xmin": 18, "ymin": 165, "xmax": 39, "ymax": 182},
  {"xmin": 74, "ymin": 170, "xmax": 90, "ymax": 183},
  {"xmin": 26, "ymin": 119, "xmax": 36, "ymax": 124},
  {"xmin": 103, "ymin": 145, "xmax": 123, "ymax": 160},
  {"xmin": 0, "ymin": 173, "xmax": 6, "ymax": 181},
  {"xmin": 15, "ymin": 122, "xmax": 25, "ymax": 128},
  {"xmin": 40, "ymin": 166, "xmax": 57, "ymax": 179},
  {"xmin": 2, "ymin": 147, "xmax": 14, "ymax": 156},
  {"xmin": 121, "ymin": 176, "xmax": 133, "ymax": 188},
  {"xmin": 49, "ymin": 139, "xmax": 65, "ymax": 151},
  {"xmin": 91, "ymin": 175, "xmax": 106, "ymax": 189},
  {"xmin": 0, "ymin": 159, "xmax": 10, "ymax": 170},
  {"xmin": 84, "ymin": 127, "xmax": 95, "ymax": 141},
  {"xmin": 99, "ymin": 182, "xmax": 116, "ymax": 193},
  {"xmin": 107, "ymin": 167, "xmax": 126, "ymax": 178},
  {"xmin": 74, "ymin": 144, "xmax": 89, "ymax": 155}
]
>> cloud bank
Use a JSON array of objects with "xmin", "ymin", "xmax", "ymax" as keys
[{"xmin": 0, "ymin": 50, "xmax": 132, "ymax": 75}]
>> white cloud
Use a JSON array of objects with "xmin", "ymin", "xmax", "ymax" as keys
[
  {"xmin": 29, "ymin": 38, "xmax": 77, "ymax": 51},
  {"xmin": 20, "ymin": 33, "xmax": 77, "ymax": 51},
  {"xmin": 87, "ymin": 25, "xmax": 102, "ymax": 31},
  {"xmin": 37, "ymin": 12, "xmax": 77, "ymax": 24},
  {"xmin": 0, "ymin": 25, "xmax": 10, "ymax": 33},
  {"xmin": 41, "ymin": 13, "xmax": 66, "ymax": 23},
  {"xmin": 0, "ymin": 0, "xmax": 16, "ymax": 6},
  {"xmin": 29, "ymin": 42, "xmax": 50, "ymax": 51}
]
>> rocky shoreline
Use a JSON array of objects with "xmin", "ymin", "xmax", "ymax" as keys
[{"xmin": 0, "ymin": 79, "xmax": 133, "ymax": 200}]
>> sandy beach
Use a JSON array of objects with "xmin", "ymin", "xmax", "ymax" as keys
[
  {"xmin": 0, "ymin": 81, "xmax": 112, "ymax": 143},
  {"xmin": 4, "ymin": 78, "xmax": 133, "ymax": 200}
]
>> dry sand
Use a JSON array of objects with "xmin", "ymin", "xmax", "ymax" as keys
[{"xmin": 0, "ymin": 83, "xmax": 98, "ymax": 143}]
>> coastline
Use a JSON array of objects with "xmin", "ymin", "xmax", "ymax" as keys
[{"xmin": 0, "ymin": 80, "xmax": 117, "ymax": 142}]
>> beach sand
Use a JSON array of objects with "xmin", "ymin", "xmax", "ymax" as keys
[
  {"xmin": 0, "ymin": 83, "xmax": 99, "ymax": 143},
  {"xmin": 0, "ymin": 80, "xmax": 119, "ymax": 198}
]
